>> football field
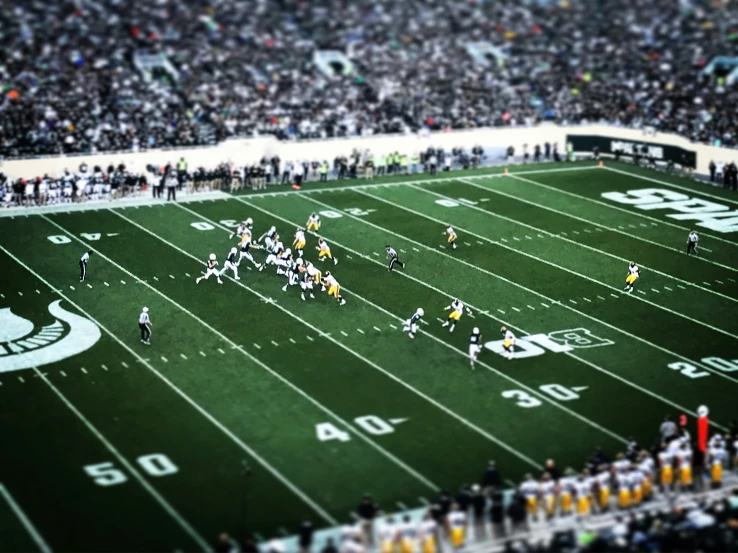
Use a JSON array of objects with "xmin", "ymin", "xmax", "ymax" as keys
[{"xmin": 1, "ymin": 160, "xmax": 737, "ymax": 552}]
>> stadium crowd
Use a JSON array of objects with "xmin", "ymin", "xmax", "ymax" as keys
[
  {"xmin": 3, "ymin": 0, "xmax": 738, "ymax": 159},
  {"xmin": 214, "ymin": 417, "xmax": 738, "ymax": 553}
]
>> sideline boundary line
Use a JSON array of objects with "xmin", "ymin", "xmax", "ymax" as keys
[{"xmin": 0, "ymin": 483, "xmax": 53, "ymax": 553}]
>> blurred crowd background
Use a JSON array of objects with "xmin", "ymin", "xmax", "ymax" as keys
[{"xmin": 2, "ymin": 0, "xmax": 738, "ymax": 159}]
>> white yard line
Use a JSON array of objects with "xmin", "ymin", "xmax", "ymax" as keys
[
  {"xmin": 0, "ymin": 484, "xmax": 53, "ymax": 553},
  {"xmin": 360, "ymin": 187, "xmax": 738, "ymax": 341},
  {"xmin": 33, "ymin": 370, "xmax": 211, "ymax": 551},
  {"xmin": 0, "ymin": 244, "xmax": 338, "ymax": 527},
  {"xmin": 293, "ymin": 193, "xmax": 738, "ymax": 387}
]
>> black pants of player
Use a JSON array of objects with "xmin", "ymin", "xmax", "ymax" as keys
[
  {"xmin": 79, "ymin": 260, "xmax": 87, "ymax": 281},
  {"xmin": 139, "ymin": 322, "xmax": 151, "ymax": 342},
  {"xmin": 687, "ymin": 242, "xmax": 698, "ymax": 255},
  {"xmin": 388, "ymin": 257, "xmax": 404, "ymax": 271},
  {"xmin": 167, "ymin": 186, "xmax": 176, "ymax": 201}
]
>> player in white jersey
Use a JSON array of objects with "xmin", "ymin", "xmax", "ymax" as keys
[
  {"xmin": 229, "ymin": 222, "xmax": 249, "ymax": 240},
  {"xmin": 322, "ymin": 272, "xmax": 346, "ymax": 305},
  {"xmin": 629, "ymin": 466, "xmax": 644, "ymax": 506},
  {"xmin": 259, "ymin": 226, "xmax": 278, "ymax": 250},
  {"xmin": 397, "ymin": 515, "xmax": 417, "ymax": 553},
  {"xmin": 447, "ymin": 505, "xmax": 466, "ymax": 548},
  {"xmin": 615, "ymin": 470, "xmax": 631, "ymax": 510},
  {"xmin": 539, "ymin": 473, "xmax": 556, "ymax": 519},
  {"xmin": 677, "ymin": 442, "xmax": 693, "ymax": 490},
  {"xmin": 196, "ymin": 253, "xmax": 223, "ymax": 284},
  {"xmin": 300, "ymin": 261, "xmax": 320, "ymax": 300},
  {"xmin": 442, "ymin": 224, "xmax": 457, "ymax": 249},
  {"xmin": 219, "ymin": 248, "xmax": 240, "ymax": 280},
  {"xmin": 708, "ymin": 438, "xmax": 726, "ymax": 488},
  {"xmin": 558, "ymin": 469, "xmax": 577, "ymax": 515},
  {"xmin": 138, "ymin": 307, "xmax": 152, "ymax": 345},
  {"xmin": 237, "ymin": 232, "xmax": 263, "ymax": 269},
  {"xmin": 317, "ymin": 238, "xmax": 338, "ymax": 265},
  {"xmin": 340, "ymin": 523, "xmax": 361, "ymax": 544},
  {"xmin": 403, "ymin": 308, "xmax": 424, "ymax": 339},
  {"xmin": 520, "ymin": 474, "xmax": 540, "ymax": 519},
  {"xmin": 623, "ymin": 262, "xmax": 640, "ymax": 293},
  {"xmin": 500, "ymin": 326, "xmax": 516, "ymax": 359},
  {"xmin": 637, "ymin": 451, "xmax": 655, "ymax": 500},
  {"xmin": 574, "ymin": 475, "xmax": 592, "ymax": 517},
  {"xmin": 293, "ymin": 228, "xmax": 306, "ymax": 258},
  {"xmin": 441, "ymin": 299, "xmax": 471, "ymax": 332},
  {"xmin": 468, "ymin": 327, "xmax": 482, "ymax": 368},
  {"xmin": 594, "ymin": 465, "xmax": 611, "ymax": 512},
  {"xmin": 378, "ymin": 517, "xmax": 398, "ymax": 553},
  {"xmin": 306, "ymin": 212, "xmax": 321, "ymax": 232},
  {"xmin": 276, "ymin": 248, "xmax": 292, "ymax": 275},
  {"xmin": 418, "ymin": 514, "xmax": 437, "ymax": 553},
  {"xmin": 657, "ymin": 445, "xmax": 674, "ymax": 489}
]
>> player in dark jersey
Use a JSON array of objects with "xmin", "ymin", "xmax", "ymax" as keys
[
  {"xmin": 196, "ymin": 253, "xmax": 223, "ymax": 284},
  {"xmin": 469, "ymin": 327, "xmax": 482, "ymax": 368},
  {"xmin": 219, "ymin": 247, "xmax": 240, "ymax": 280},
  {"xmin": 386, "ymin": 245, "xmax": 405, "ymax": 272},
  {"xmin": 402, "ymin": 308, "xmax": 424, "ymax": 339}
]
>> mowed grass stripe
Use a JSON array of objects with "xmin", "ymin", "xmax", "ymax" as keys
[
  {"xmin": 40, "ymin": 213, "xmax": 440, "ymax": 493},
  {"xmin": 239, "ymin": 196, "xmax": 717, "ymax": 427},
  {"xmin": 356, "ymin": 186, "xmax": 738, "ymax": 376},
  {"xmin": 462, "ymin": 176, "xmax": 738, "ymax": 295},
  {"xmin": 107, "ymin": 205, "xmax": 552, "ymax": 482},
  {"xmin": 173, "ymin": 199, "xmax": 625, "ymax": 468},
  {"xmin": 245, "ymin": 194, "xmax": 734, "ymax": 431},
  {"xmin": 404, "ymin": 181, "xmax": 738, "ymax": 338},
  {"xmin": 0, "ymin": 221, "xmax": 342, "ymax": 531}
]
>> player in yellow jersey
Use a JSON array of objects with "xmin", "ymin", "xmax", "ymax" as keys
[
  {"xmin": 657, "ymin": 444, "xmax": 674, "ymax": 490},
  {"xmin": 574, "ymin": 475, "xmax": 592, "ymax": 517},
  {"xmin": 322, "ymin": 272, "xmax": 346, "ymax": 305},
  {"xmin": 447, "ymin": 505, "xmax": 466, "ymax": 549},
  {"xmin": 540, "ymin": 473, "xmax": 556, "ymax": 519},
  {"xmin": 293, "ymin": 227, "xmax": 306, "ymax": 258},
  {"xmin": 442, "ymin": 224, "xmax": 457, "ymax": 250},
  {"xmin": 558, "ymin": 469, "xmax": 576, "ymax": 516},
  {"xmin": 317, "ymin": 238, "xmax": 338, "ymax": 265},
  {"xmin": 677, "ymin": 442, "xmax": 693, "ymax": 490},
  {"xmin": 624, "ymin": 262, "xmax": 640, "ymax": 293},
  {"xmin": 520, "ymin": 474, "xmax": 539, "ymax": 520},
  {"xmin": 594, "ymin": 465, "xmax": 611, "ymax": 512},
  {"xmin": 708, "ymin": 437, "xmax": 726, "ymax": 488},
  {"xmin": 378, "ymin": 516, "xmax": 398, "ymax": 553},
  {"xmin": 441, "ymin": 299, "xmax": 471, "ymax": 332},
  {"xmin": 306, "ymin": 212, "xmax": 321, "ymax": 232},
  {"xmin": 418, "ymin": 513, "xmax": 437, "ymax": 553}
]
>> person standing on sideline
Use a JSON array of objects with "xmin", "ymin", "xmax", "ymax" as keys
[
  {"xmin": 177, "ymin": 157, "xmax": 187, "ymax": 190},
  {"xmin": 687, "ymin": 230, "xmax": 699, "ymax": 255},
  {"xmin": 79, "ymin": 250, "xmax": 92, "ymax": 282},
  {"xmin": 139, "ymin": 307, "xmax": 152, "ymax": 345},
  {"xmin": 166, "ymin": 170, "xmax": 177, "ymax": 201}
]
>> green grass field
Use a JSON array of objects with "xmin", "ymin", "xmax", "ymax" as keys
[{"xmin": 1, "ymin": 160, "xmax": 737, "ymax": 552}]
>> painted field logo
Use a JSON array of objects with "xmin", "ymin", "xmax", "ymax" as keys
[{"xmin": 0, "ymin": 300, "xmax": 101, "ymax": 373}]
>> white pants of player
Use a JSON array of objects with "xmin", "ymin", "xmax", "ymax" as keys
[
  {"xmin": 403, "ymin": 322, "xmax": 418, "ymax": 334},
  {"xmin": 469, "ymin": 344, "xmax": 481, "ymax": 362},
  {"xmin": 202, "ymin": 268, "xmax": 220, "ymax": 280},
  {"xmin": 276, "ymin": 258, "xmax": 290, "ymax": 274},
  {"xmin": 219, "ymin": 260, "xmax": 238, "ymax": 278},
  {"xmin": 264, "ymin": 238, "xmax": 275, "ymax": 251},
  {"xmin": 238, "ymin": 250, "xmax": 257, "ymax": 266},
  {"xmin": 287, "ymin": 271, "xmax": 299, "ymax": 286},
  {"xmin": 300, "ymin": 279, "xmax": 313, "ymax": 291},
  {"xmin": 265, "ymin": 253, "xmax": 277, "ymax": 266}
]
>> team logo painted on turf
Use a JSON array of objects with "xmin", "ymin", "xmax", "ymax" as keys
[{"xmin": 0, "ymin": 300, "xmax": 101, "ymax": 373}]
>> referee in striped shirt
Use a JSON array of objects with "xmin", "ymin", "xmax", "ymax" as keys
[
  {"xmin": 385, "ymin": 245, "xmax": 405, "ymax": 272},
  {"xmin": 79, "ymin": 250, "xmax": 92, "ymax": 281}
]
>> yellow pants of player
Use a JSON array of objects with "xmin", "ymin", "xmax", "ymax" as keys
[
  {"xmin": 318, "ymin": 249, "xmax": 332, "ymax": 259},
  {"xmin": 632, "ymin": 486, "xmax": 642, "ymax": 505},
  {"xmin": 577, "ymin": 497, "xmax": 590, "ymax": 516},
  {"xmin": 381, "ymin": 540, "xmax": 396, "ymax": 553},
  {"xmin": 544, "ymin": 496, "xmax": 555, "ymax": 517},
  {"xmin": 619, "ymin": 489, "xmax": 631, "ymax": 509},
  {"xmin": 711, "ymin": 464, "xmax": 722, "ymax": 484},
  {"xmin": 400, "ymin": 539, "xmax": 415, "ymax": 553},
  {"xmin": 328, "ymin": 285, "xmax": 340, "ymax": 298},
  {"xmin": 526, "ymin": 497, "xmax": 537, "ymax": 516},
  {"xmin": 661, "ymin": 467, "xmax": 673, "ymax": 486},
  {"xmin": 626, "ymin": 274, "xmax": 638, "ymax": 285},
  {"xmin": 422, "ymin": 537, "xmax": 435, "ymax": 553},
  {"xmin": 313, "ymin": 272, "xmax": 322, "ymax": 284},
  {"xmin": 643, "ymin": 478, "xmax": 653, "ymax": 498},
  {"xmin": 560, "ymin": 493, "xmax": 572, "ymax": 513},
  {"xmin": 450, "ymin": 529, "xmax": 464, "ymax": 548},
  {"xmin": 448, "ymin": 311, "xmax": 461, "ymax": 321},
  {"xmin": 448, "ymin": 235, "xmax": 456, "ymax": 243},
  {"xmin": 680, "ymin": 467, "xmax": 692, "ymax": 487},
  {"xmin": 295, "ymin": 240, "xmax": 305, "ymax": 251},
  {"xmin": 599, "ymin": 488, "xmax": 610, "ymax": 509},
  {"xmin": 307, "ymin": 222, "xmax": 320, "ymax": 231}
]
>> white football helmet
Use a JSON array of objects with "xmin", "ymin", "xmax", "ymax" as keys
[
  {"xmin": 296, "ymin": 258, "xmax": 303, "ymax": 266},
  {"xmin": 142, "ymin": 307, "xmax": 149, "ymax": 313},
  {"xmin": 209, "ymin": 253, "xmax": 216, "ymax": 261},
  {"xmin": 230, "ymin": 247, "xmax": 237, "ymax": 255},
  {"xmin": 284, "ymin": 248, "xmax": 291, "ymax": 257},
  {"xmin": 269, "ymin": 225, "xmax": 276, "ymax": 233},
  {"xmin": 416, "ymin": 308, "xmax": 424, "ymax": 316},
  {"xmin": 245, "ymin": 218, "xmax": 253, "ymax": 226},
  {"xmin": 473, "ymin": 327, "xmax": 480, "ymax": 334}
]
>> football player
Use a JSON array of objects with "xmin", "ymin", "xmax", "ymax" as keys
[
  {"xmin": 468, "ymin": 327, "xmax": 482, "ymax": 368},
  {"xmin": 441, "ymin": 299, "xmax": 472, "ymax": 332},
  {"xmin": 219, "ymin": 247, "xmax": 240, "ymax": 280},
  {"xmin": 317, "ymin": 238, "xmax": 338, "ymax": 265},
  {"xmin": 306, "ymin": 212, "xmax": 321, "ymax": 232},
  {"xmin": 293, "ymin": 227, "xmax": 306, "ymax": 258},
  {"xmin": 196, "ymin": 253, "xmax": 223, "ymax": 284},
  {"xmin": 402, "ymin": 308, "xmax": 424, "ymax": 339},
  {"xmin": 276, "ymin": 248, "xmax": 292, "ymax": 275},
  {"xmin": 443, "ymin": 224, "xmax": 457, "ymax": 250},
  {"xmin": 322, "ymin": 271, "xmax": 346, "ymax": 305},
  {"xmin": 386, "ymin": 246, "xmax": 405, "ymax": 271},
  {"xmin": 229, "ymin": 219, "xmax": 253, "ymax": 240},
  {"xmin": 500, "ymin": 326, "xmax": 516, "ymax": 359},
  {"xmin": 299, "ymin": 261, "xmax": 316, "ymax": 301},
  {"xmin": 282, "ymin": 257, "xmax": 302, "ymax": 293},
  {"xmin": 624, "ymin": 261, "xmax": 640, "ymax": 293},
  {"xmin": 259, "ymin": 226, "xmax": 278, "ymax": 251},
  {"xmin": 237, "ymin": 232, "xmax": 263, "ymax": 269}
]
